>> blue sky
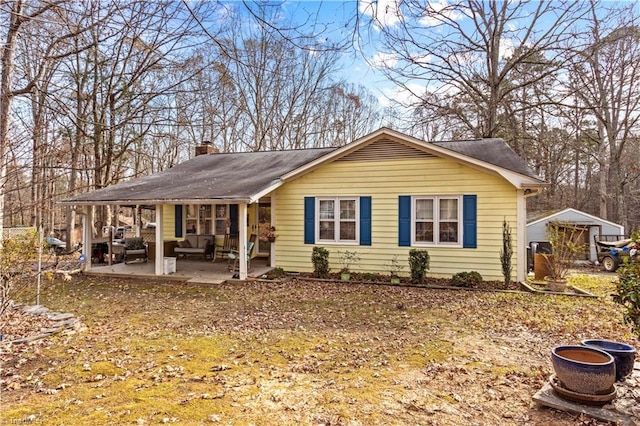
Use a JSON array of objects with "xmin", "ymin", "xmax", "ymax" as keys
[
  {"xmin": 268, "ymin": 0, "xmax": 640, "ymax": 109},
  {"xmin": 272, "ymin": 0, "xmax": 397, "ymax": 103}
]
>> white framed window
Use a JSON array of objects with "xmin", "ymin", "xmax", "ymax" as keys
[
  {"xmin": 316, "ymin": 197, "xmax": 359, "ymax": 243},
  {"xmin": 412, "ymin": 195, "xmax": 462, "ymax": 246},
  {"xmin": 184, "ymin": 204, "xmax": 214, "ymax": 234},
  {"xmin": 185, "ymin": 204, "xmax": 198, "ymax": 234},
  {"xmin": 215, "ymin": 205, "xmax": 229, "ymax": 235}
]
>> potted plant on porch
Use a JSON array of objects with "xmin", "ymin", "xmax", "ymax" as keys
[
  {"xmin": 266, "ymin": 226, "xmax": 277, "ymax": 242},
  {"xmin": 338, "ymin": 250, "xmax": 360, "ymax": 281},
  {"xmin": 541, "ymin": 223, "xmax": 586, "ymax": 292}
]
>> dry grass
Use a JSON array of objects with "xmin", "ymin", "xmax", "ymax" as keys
[{"xmin": 0, "ymin": 273, "xmax": 635, "ymax": 425}]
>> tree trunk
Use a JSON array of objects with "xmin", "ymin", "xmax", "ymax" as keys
[{"xmin": 0, "ymin": 0, "xmax": 24, "ymax": 244}]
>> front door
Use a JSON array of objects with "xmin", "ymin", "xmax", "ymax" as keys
[{"xmin": 258, "ymin": 203, "xmax": 271, "ymax": 255}]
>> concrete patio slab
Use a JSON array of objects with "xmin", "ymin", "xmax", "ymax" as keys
[{"xmin": 86, "ymin": 257, "xmax": 272, "ymax": 283}]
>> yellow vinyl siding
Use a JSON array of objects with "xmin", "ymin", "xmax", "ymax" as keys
[
  {"xmin": 162, "ymin": 205, "xmax": 177, "ymax": 241},
  {"xmin": 274, "ymin": 156, "xmax": 517, "ymax": 281}
]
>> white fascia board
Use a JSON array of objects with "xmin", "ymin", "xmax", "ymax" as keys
[
  {"xmin": 493, "ymin": 168, "xmax": 548, "ymax": 189},
  {"xmin": 249, "ymin": 182, "xmax": 284, "ymax": 204},
  {"xmin": 527, "ymin": 207, "xmax": 624, "ymax": 230},
  {"xmin": 59, "ymin": 198, "xmax": 253, "ymax": 206}
]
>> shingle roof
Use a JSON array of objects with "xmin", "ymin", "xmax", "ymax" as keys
[
  {"xmin": 62, "ymin": 129, "xmax": 544, "ymax": 205},
  {"xmin": 64, "ymin": 148, "xmax": 335, "ymax": 204},
  {"xmin": 433, "ymin": 138, "xmax": 540, "ymax": 181}
]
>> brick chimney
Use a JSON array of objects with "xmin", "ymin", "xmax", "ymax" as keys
[{"xmin": 195, "ymin": 140, "xmax": 219, "ymax": 156}]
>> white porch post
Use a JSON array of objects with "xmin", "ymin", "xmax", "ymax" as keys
[
  {"xmin": 270, "ymin": 196, "xmax": 276, "ymax": 268},
  {"xmin": 516, "ymin": 190, "xmax": 526, "ymax": 282},
  {"xmin": 239, "ymin": 203, "xmax": 248, "ymax": 279},
  {"xmin": 154, "ymin": 204, "xmax": 164, "ymax": 275},
  {"xmin": 82, "ymin": 206, "xmax": 93, "ymax": 271},
  {"xmin": 135, "ymin": 205, "xmax": 141, "ymax": 238}
]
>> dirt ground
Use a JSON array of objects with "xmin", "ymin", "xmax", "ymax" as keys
[{"xmin": 0, "ymin": 274, "xmax": 637, "ymax": 425}]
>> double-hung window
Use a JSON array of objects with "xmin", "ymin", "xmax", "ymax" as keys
[
  {"xmin": 413, "ymin": 196, "xmax": 462, "ymax": 246},
  {"xmin": 215, "ymin": 205, "xmax": 229, "ymax": 235},
  {"xmin": 317, "ymin": 197, "xmax": 359, "ymax": 243}
]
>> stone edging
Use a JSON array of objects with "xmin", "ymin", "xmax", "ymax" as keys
[
  {"xmin": 1, "ymin": 304, "xmax": 86, "ymax": 345},
  {"xmin": 242, "ymin": 276, "xmax": 599, "ymax": 298}
]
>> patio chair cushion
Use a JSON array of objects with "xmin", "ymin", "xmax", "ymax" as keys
[
  {"xmin": 124, "ymin": 237, "xmax": 146, "ymax": 250},
  {"xmin": 174, "ymin": 234, "xmax": 215, "ymax": 260},
  {"xmin": 177, "ymin": 239, "xmax": 192, "ymax": 248},
  {"xmin": 123, "ymin": 237, "xmax": 148, "ymax": 264}
]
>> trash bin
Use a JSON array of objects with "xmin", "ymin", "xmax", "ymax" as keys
[
  {"xmin": 534, "ymin": 253, "xmax": 552, "ymax": 280},
  {"xmin": 163, "ymin": 257, "xmax": 176, "ymax": 274}
]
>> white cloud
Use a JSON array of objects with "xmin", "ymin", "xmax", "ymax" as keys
[
  {"xmin": 408, "ymin": 52, "xmax": 434, "ymax": 66},
  {"xmin": 370, "ymin": 52, "xmax": 398, "ymax": 69},
  {"xmin": 379, "ymin": 83, "xmax": 424, "ymax": 108},
  {"xmin": 418, "ymin": 0, "xmax": 463, "ymax": 27},
  {"xmin": 359, "ymin": 0, "xmax": 402, "ymax": 28},
  {"xmin": 500, "ymin": 37, "xmax": 516, "ymax": 60}
]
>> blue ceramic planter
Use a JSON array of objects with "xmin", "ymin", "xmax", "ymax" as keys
[
  {"xmin": 581, "ymin": 339, "xmax": 637, "ymax": 381},
  {"xmin": 551, "ymin": 345, "xmax": 616, "ymax": 395}
]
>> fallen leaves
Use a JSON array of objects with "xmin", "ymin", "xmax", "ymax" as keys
[{"xmin": 0, "ymin": 275, "xmax": 637, "ymax": 425}]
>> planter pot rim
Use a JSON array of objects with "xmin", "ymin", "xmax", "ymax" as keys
[
  {"xmin": 552, "ymin": 345, "xmax": 614, "ymax": 365},
  {"xmin": 581, "ymin": 339, "xmax": 637, "ymax": 354},
  {"xmin": 551, "ymin": 345, "xmax": 616, "ymax": 394}
]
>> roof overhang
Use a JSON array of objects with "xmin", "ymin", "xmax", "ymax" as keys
[{"xmin": 60, "ymin": 197, "xmax": 255, "ymax": 206}]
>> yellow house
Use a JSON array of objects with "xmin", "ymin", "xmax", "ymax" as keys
[{"xmin": 63, "ymin": 128, "xmax": 545, "ymax": 281}]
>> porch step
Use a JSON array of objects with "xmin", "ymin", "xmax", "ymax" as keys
[{"xmin": 187, "ymin": 277, "xmax": 226, "ymax": 285}]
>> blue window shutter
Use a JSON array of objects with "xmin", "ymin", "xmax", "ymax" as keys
[
  {"xmin": 360, "ymin": 196, "xmax": 372, "ymax": 246},
  {"xmin": 463, "ymin": 195, "xmax": 477, "ymax": 248},
  {"xmin": 230, "ymin": 204, "xmax": 239, "ymax": 234},
  {"xmin": 304, "ymin": 197, "xmax": 315, "ymax": 244},
  {"xmin": 398, "ymin": 196, "xmax": 411, "ymax": 247},
  {"xmin": 175, "ymin": 205, "xmax": 183, "ymax": 238}
]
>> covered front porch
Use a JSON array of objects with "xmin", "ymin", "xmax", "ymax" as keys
[
  {"xmin": 61, "ymin": 145, "xmax": 334, "ymax": 281},
  {"xmin": 76, "ymin": 199, "xmax": 273, "ymax": 281},
  {"xmin": 86, "ymin": 257, "xmax": 273, "ymax": 284}
]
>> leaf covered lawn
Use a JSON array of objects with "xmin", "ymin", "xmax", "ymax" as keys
[{"xmin": 1, "ymin": 274, "xmax": 636, "ymax": 425}]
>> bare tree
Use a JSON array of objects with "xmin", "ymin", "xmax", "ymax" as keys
[
  {"xmin": 567, "ymin": 2, "xmax": 640, "ymax": 227},
  {"xmin": 53, "ymin": 1, "xmax": 203, "ymax": 232},
  {"xmin": 358, "ymin": 0, "xmax": 587, "ymax": 138},
  {"xmin": 179, "ymin": 3, "xmax": 380, "ymax": 152},
  {"xmin": 0, "ymin": 0, "xmax": 102, "ymax": 242},
  {"xmin": 1, "ymin": 0, "xmax": 382, "ymax": 242}
]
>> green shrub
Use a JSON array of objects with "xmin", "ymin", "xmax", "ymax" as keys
[
  {"xmin": 500, "ymin": 219, "xmax": 513, "ymax": 289},
  {"xmin": 612, "ymin": 262, "xmax": 640, "ymax": 338},
  {"xmin": 311, "ymin": 247, "xmax": 330, "ymax": 279},
  {"xmin": 451, "ymin": 271, "xmax": 483, "ymax": 288},
  {"xmin": 408, "ymin": 249, "xmax": 430, "ymax": 284}
]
